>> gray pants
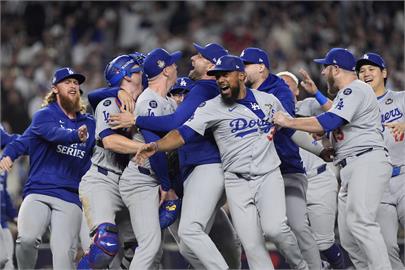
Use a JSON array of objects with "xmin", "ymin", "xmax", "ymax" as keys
[
  {"xmin": 283, "ymin": 173, "xmax": 322, "ymax": 269},
  {"xmin": 377, "ymin": 170, "xmax": 405, "ymax": 270},
  {"xmin": 225, "ymin": 168, "xmax": 308, "ymax": 270},
  {"xmin": 306, "ymin": 166, "xmax": 338, "ymax": 251},
  {"xmin": 119, "ymin": 162, "xmax": 162, "ymax": 270},
  {"xmin": 79, "ymin": 165, "xmax": 125, "ymax": 230},
  {"xmin": 16, "ymin": 193, "xmax": 82, "ymax": 269},
  {"xmin": 338, "ymin": 149, "xmax": 391, "ymax": 270},
  {"xmin": 177, "ymin": 163, "xmax": 230, "ymax": 270},
  {"xmin": 1, "ymin": 228, "xmax": 14, "ymax": 269}
]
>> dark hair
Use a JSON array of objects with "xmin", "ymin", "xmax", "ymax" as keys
[{"xmin": 356, "ymin": 63, "xmax": 387, "ymax": 86}]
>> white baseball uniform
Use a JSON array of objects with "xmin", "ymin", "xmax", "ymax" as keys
[
  {"xmin": 185, "ymin": 89, "xmax": 308, "ymax": 270},
  {"xmin": 328, "ymin": 80, "xmax": 391, "ymax": 270},
  {"xmin": 376, "ymin": 89, "xmax": 405, "ymax": 270}
]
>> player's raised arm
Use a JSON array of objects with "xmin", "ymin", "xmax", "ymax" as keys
[{"xmin": 299, "ymin": 68, "xmax": 333, "ymax": 111}]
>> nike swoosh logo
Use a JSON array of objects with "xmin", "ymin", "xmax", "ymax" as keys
[
  {"xmin": 105, "ymin": 242, "xmax": 116, "ymax": 246},
  {"xmin": 228, "ymin": 106, "xmax": 237, "ymax": 112},
  {"xmin": 59, "ymin": 120, "xmax": 64, "ymax": 124}
]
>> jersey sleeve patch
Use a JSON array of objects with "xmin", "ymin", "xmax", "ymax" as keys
[
  {"xmin": 343, "ymin": 88, "xmax": 352, "ymax": 95},
  {"xmin": 103, "ymin": 99, "xmax": 112, "ymax": 106},
  {"xmin": 149, "ymin": 100, "xmax": 158, "ymax": 108},
  {"xmin": 198, "ymin": 101, "xmax": 206, "ymax": 107},
  {"xmin": 385, "ymin": 98, "xmax": 393, "ymax": 105}
]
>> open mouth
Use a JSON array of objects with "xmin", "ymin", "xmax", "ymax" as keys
[
  {"xmin": 364, "ymin": 78, "xmax": 373, "ymax": 84},
  {"xmin": 68, "ymin": 90, "xmax": 78, "ymax": 96},
  {"xmin": 220, "ymin": 85, "xmax": 231, "ymax": 95}
]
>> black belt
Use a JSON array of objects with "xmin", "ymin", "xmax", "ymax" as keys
[
  {"xmin": 337, "ymin": 148, "xmax": 386, "ymax": 168},
  {"xmin": 97, "ymin": 166, "xmax": 121, "ymax": 176}
]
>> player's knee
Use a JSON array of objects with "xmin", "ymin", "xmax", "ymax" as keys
[
  {"xmin": 178, "ymin": 221, "xmax": 204, "ymax": 242},
  {"xmin": 16, "ymin": 235, "xmax": 41, "ymax": 249},
  {"xmin": 262, "ymin": 221, "xmax": 289, "ymax": 242},
  {"xmin": 314, "ymin": 234, "xmax": 335, "ymax": 251},
  {"xmin": 86, "ymin": 223, "xmax": 119, "ymax": 269}
]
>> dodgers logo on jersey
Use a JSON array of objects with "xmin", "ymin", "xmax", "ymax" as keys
[
  {"xmin": 381, "ymin": 108, "xmax": 403, "ymax": 123},
  {"xmin": 250, "ymin": 102, "xmax": 260, "ymax": 111},
  {"xmin": 335, "ymin": 98, "xmax": 344, "ymax": 110},
  {"xmin": 230, "ymin": 118, "xmax": 272, "ymax": 138}
]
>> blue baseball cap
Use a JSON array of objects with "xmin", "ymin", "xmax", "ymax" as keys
[
  {"xmin": 52, "ymin": 67, "xmax": 85, "ymax": 85},
  {"xmin": 314, "ymin": 48, "xmax": 356, "ymax": 71},
  {"xmin": 207, "ymin": 55, "xmax": 245, "ymax": 76},
  {"xmin": 104, "ymin": 54, "xmax": 142, "ymax": 87},
  {"xmin": 143, "ymin": 48, "xmax": 182, "ymax": 78},
  {"xmin": 193, "ymin": 43, "xmax": 228, "ymax": 64},
  {"xmin": 240, "ymin": 47, "xmax": 270, "ymax": 69},
  {"xmin": 170, "ymin": 77, "xmax": 194, "ymax": 94},
  {"xmin": 355, "ymin": 52, "xmax": 386, "ymax": 72}
]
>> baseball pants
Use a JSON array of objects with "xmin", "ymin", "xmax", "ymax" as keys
[
  {"xmin": 177, "ymin": 163, "xmax": 230, "ymax": 270},
  {"xmin": 79, "ymin": 164, "xmax": 125, "ymax": 231},
  {"xmin": 306, "ymin": 167, "xmax": 338, "ymax": 251},
  {"xmin": 225, "ymin": 168, "xmax": 308, "ymax": 270},
  {"xmin": 16, "ymin": 193, "xmax": 82, "ymax": 269},
  {"xmin": 338, "ymin": 149, "xmax": 391, "ymax": 270},
  {"xmin": 283, "ymin": 173, "xmax": 322, "ymax": 270},
  {"xmin": 377, "ymin": 169, "xmax": 405, "ymax": 270},
  {"xmin": 119, "ymin": 162, "xmax": 162, "ymax": 270},
  {"xmin": 1, "ymin": 227, "xmax": 14, "ymax": 269}
]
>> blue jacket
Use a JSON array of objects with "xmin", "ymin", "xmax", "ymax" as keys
[
  {"xmin": 3, "ymin": 102, "xmax": 96, "ymax": 207},
  {"xmin": 136, "ymin": 80, "xmax": 222, "ymax": 180},
  {"xmin": 258, "ymin": 74, "xmax": 305, "ymax": 174}
]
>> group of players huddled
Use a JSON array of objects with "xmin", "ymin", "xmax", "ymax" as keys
[{"xmin": 0, "ymin": 42, "xmax": 404, "ymax": 270}]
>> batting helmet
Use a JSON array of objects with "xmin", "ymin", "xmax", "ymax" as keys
[{"xmin": 104, "ymin": 54, "xmax": 142, "ymax": 87}]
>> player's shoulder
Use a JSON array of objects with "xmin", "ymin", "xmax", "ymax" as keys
[
  {"xmin": 32, "ymin": 104, "xmax": 56, "ymax": 121},
  {"xmin": 387, "ymin": 89, "xmax": 405, "ymax": 99},
  {"xmin": 96, "ymin": 97, "xmax": 117, "ymax": 110}
]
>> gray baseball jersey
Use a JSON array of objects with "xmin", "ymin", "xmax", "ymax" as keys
[
  {"xmin": 131, "ymin": 88, "xmax": 177, "ymax": 169},
  {"xmin": 376, "ymin": 89, "xmax": 405, "ymax": 270},
  {"xmin": 92, "ymin": 97, "xmax": 128, "ymax": 174},
  {"xmin": 185, "ymin": 91, "xmax": 284, "ymax": 176},
  {"xmin": 296, "ymin": 97, "xmax": 325, "ymax": 117},
  {"xmin": 328, "ymin": 79, "xmax": 386, "ymax": 161},
  {"xmin": 378, "ymin": 90, "xmax": 405, "ymax": 166},
  {"xmin": 119, "ymin": 87, "xmax": 177, "ymax": 270}
]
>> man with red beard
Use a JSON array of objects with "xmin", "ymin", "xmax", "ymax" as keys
[{"xmin": 0, "ymin": 67, "xmax": 96, "ymax": 269}]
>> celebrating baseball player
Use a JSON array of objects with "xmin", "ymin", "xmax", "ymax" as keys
[
  {"xmin": 109, "ymin": 43, "xmax": 242, "ymax": 270},
  {"xmin": 278, "ymin": 71, "xmax": 349, "ymax": 269},
  {"xmin": 0, "ymin": 67, "xmax": 95, "ymax": 269},
  {"xmin": 356, "ymin": 52, "xmax": 405, "ymax": 269},
  {"xmin": 273, "ymin": 48, "xmax": 392, "ymax": 270},
  {"xmin": 134, "ymin": 55, "xmax": 309, "ymax": 270},
  {"xmin": 77, "ymin": 54, "xmax": 145, "ymax": 269}
]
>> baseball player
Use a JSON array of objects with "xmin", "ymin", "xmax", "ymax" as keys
[
  {"xmin": 278, "ymin": 71, "xmax": 348, "ymax": 269},
  {"xmin": 109, "ymin": 43, "xmax": 242, "ymax": 270},
  {"xmin": 240, "ymin": 47, "xmax": 321, "ymax": 270},
  {"xmin": 134, "ymin": 55, "xmax": 309, "ymax": 270},
  {"xmin": 77, "ymin": 54, "xmax": 146, "ymax": 269},
  {"xmin": 273, "ymin": 48, "xmax": 392, "ymax": 270},
  {"xmin": 0, "ymin": 67, "xmax": 95, "ymax": 269},
  {"xmin": 0, "ymin": 125, "xmax": 20, "ymax": 269},
  {"xmin": 117, "ymin": 47, "xmax": 181, "ymax": 270},
  {"xmin": 168, "ymin": 76, "xmax": 194, "ymax": 105},
  {"xmin": 356, "ymin": 52, "xmax": 405, "ymax": 270}
]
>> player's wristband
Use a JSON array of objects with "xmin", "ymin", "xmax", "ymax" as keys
[{"xmin": 314, "ymin": 90, "xmax": 328, "ymax": 106}]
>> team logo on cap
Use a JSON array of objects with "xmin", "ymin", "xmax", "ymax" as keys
[
  {"xmin": 240, "ymin": 50, "xmax": 245, "ymax": 57},
  {"xmin": 180, "ymin": 78, "xmax": 187, "ymax": 86},
  {"xmin": 216, "ymin": 59, "xmax": 222, "ymax": 65},
  {"xmin": 259, "ymin": 58, "xmax": 263, "ymax": 63},
  {"xmin": 67, "ymin": 68, "xmax": 74, "ymax": 74},
  {"xmin": 363, "ymin": 54, "xmax": 369, "ymax": 59},
  {"xmin": 157, "ymin": 60, "xmax": 165, "ymax": 68}
]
